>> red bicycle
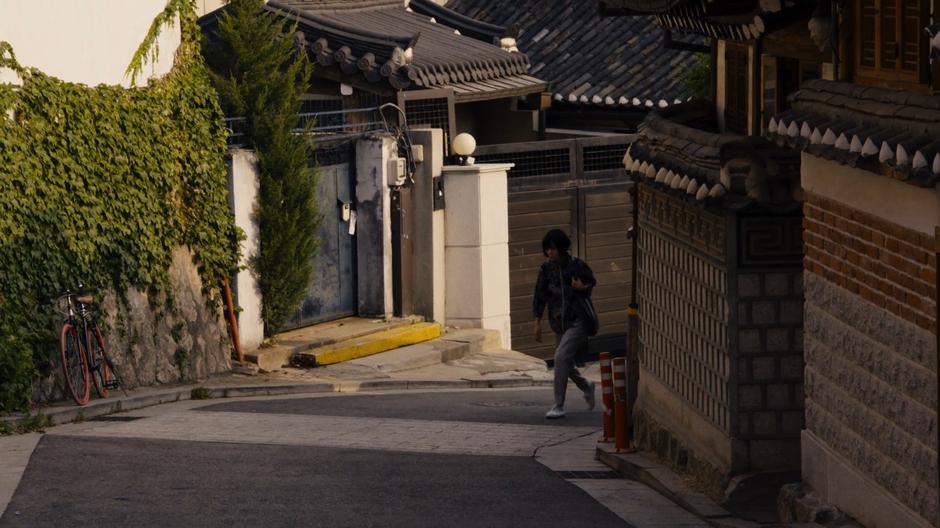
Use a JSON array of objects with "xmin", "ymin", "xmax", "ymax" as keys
[{"xmin": 56, "ymin": 290, "xmax": 125, "ymax": 405}]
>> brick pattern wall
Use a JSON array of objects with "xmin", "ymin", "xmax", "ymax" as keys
[
  {"xmin": 803, "ymin": 192, "xmax": 937, "ymax": 332},
  {"xmin": 802, "ymin": 192, "xmax": 939, "ymax": 524},
  {"xmin": 735, "ymin": 269, "xmax": 804, "ymax": 469},
  {"xmin": 638, "ymin": 225, "xmax": 732, "ymax": 433},
  {"xmin": 638, "ymin": 186, "xmax": 732, "ymax": 436}
]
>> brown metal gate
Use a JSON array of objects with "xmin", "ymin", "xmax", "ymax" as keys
[{"xmin": 476, "ymin": 135, "xmax": 635, "ymax": 359}]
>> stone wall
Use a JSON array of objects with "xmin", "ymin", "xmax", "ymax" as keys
[
  {"xmin": 636, "ymin": 184, "xmax": 806, "ymax": 486},
  {"xmin": 801, "ymin": 190, "xmax": 938, "ymax": 527},
  {"xmin": 34, "ymin": 247, "xmax": 231, "ymax": 402},
  {"xmin": 735, "ymin": 265, "xmax": 804, "ymax": 470}
]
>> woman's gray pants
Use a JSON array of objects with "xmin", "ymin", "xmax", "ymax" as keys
[{"xmin": 553, "ymin": 322, "xmax": 592, "ymax": 407}]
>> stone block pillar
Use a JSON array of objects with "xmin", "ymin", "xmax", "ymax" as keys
[
  {"xmin": 443, "ymin": 163, "xmax": 513, "ymax": 349},
  {"xmin": 227, "ymin": 148, "xmax": 264, "ymax": 352}
]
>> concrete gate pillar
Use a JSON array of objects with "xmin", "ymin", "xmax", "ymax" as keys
[
  {"xmin": 442, "ymin": 163, "xmax": 514, "ymax": 349},
  {"xmin": 355, "ymin": 136, "xmax": 397, "ymax": 319}
]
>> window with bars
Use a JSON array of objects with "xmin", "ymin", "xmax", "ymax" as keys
[
  {"xmin": 854, "ymin": 0, "xmax": 928, "ymax": 86},
  {"xmin": 725, "ymin": 43, "xmax": 750, "ymax": 135}
]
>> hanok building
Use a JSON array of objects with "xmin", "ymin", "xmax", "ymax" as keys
[
  {"xmin": 201, "ymin": 0, "xmax": 550, "ymax": 332},
  {"xmin": 763, "ymin": 3, "xmax": 940, "ymax": 526},
  {"xmin": 602, "ymin": 0, "xmax": 821, "ymax": 496},
  {"xmin": 607, "ymin": 1, "xmax": 940, "ymax": 526},
  {"xmin": 444, "ymin": 0, "xmax": 703, "ymax": 135}
]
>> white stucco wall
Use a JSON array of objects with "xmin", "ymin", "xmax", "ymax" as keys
[
  {"xmin": 228, "ymin": 149, "xmax": 265, "ymax": 352},
  {"xmin": 0, "ymin": 0, "xmax": 180, "ymax": 87}
]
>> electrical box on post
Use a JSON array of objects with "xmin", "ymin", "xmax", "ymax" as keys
[{"xmin": 388, "ymin": 157, "xmax": 407, "ymax": 187}]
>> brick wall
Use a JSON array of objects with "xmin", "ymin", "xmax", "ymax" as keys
[
  {"xmin": 802, "ymin": 191, "xmax": 938, "ymax": 525},
  {"xmin": 803, "ymin": 192, "xmax": 937, "ymax": 332}
]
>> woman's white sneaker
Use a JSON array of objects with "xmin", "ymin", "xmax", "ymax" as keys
[
  {"xmin": 583, "ymin": 382, "xmax": 596, "ymax": 410},
  {"xmin": 545, "ymin": 405, "xmax": 566, "ymax": 419}
]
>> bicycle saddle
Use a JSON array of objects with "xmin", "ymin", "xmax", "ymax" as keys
[{"xmin": 77, "ymin": 295, "xmax": 94, "ymax": 304}]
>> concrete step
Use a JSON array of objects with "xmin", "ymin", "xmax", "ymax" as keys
[
  {"xmin": 246, "ymin": 316, "xmax": 423, "ymax": 371},
  {"xmin": 348, "ymin": 339, "xmax": 468, "ymax": 373},
  {"xmin": 446, "ymin": 348, "xmax": 548, "ymax": 375},
  {"xmin": 438, "ymin": 328, "xmax": 502, "ymax": 354},
  {"xmin": 295, "ymin": 322, "xmax": 442, "ymax": 367}
]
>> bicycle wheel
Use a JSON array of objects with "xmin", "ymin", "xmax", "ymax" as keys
[
  {"xmin": 59, "ymin": 323, "xmax": 90, "ymax": 405},
  {"xmin": 88, "ymin": 326, "xmax": 115, "ymax": 398}
]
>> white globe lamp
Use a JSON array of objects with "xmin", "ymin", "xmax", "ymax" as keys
[{"xmin": 452, "ymin": 133, "xmax": 476, "ymax": 165}]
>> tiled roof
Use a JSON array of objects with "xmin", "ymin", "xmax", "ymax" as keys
[
  {"xmin": 600, "ymin": 0, "xmax": 816, "ymax": 41},
  {"xmin": 766, "ymin": 79, "xmax": 940, "ymax": 187},
  {"xmin": 443, "ymin": 0, "xmax": 700, "ymax": 108},
  {"xmin": 205, "ymin": 0, "xmax": 547, "ymax": 100},
  {"xmin": 624, "ymin": 108, "xmax": 801, "ymax": 209}
]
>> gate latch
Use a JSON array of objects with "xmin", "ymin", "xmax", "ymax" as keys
[{"xmin": 340, "ymin": 201, "xmax": 351, "ymax": 222}]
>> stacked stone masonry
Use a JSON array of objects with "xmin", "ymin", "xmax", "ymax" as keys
[
  {"xmin": 803, "ymin": 192, "xmax": 937, "ymax": 332},
  {"xmin": 802, "ymin": 192, "xmax": 938, "ymax": 525},
  {"xmin": 805, "ymin": 273, "xmax": 938, "ymax": 525},
  {"xmin": 736, "ymin": 268, "xmax": 804, "ymax": 470}
]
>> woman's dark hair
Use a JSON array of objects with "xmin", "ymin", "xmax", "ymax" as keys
[{"xmin": 542, "ymin": 229, "xmax": 571, "ymax": 257}]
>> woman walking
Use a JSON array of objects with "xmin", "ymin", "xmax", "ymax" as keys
[{"xmin": 532, "ymin": 229, "xmax": 598, "ymax": 419}]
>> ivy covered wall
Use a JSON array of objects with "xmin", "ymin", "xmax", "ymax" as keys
[{"xmin": 0, "ymin": 3, "xmax": 240, "ymax": 411}]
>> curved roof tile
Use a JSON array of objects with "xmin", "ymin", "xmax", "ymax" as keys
[
  {"xmin": 257, "ymin": 0, "xmax": 539, "ymax": 93},
  {"xmin": 444, "ymin": 0, "xmax": 700, "ymax": 107}
]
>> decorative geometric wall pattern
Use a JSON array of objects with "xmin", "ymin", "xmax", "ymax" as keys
[
  {"xmin": 737, "ymin": 215, "xmax": 803, "ymax": 267},
  {"xmin": 638, "ymin": 221, "xmax": 731, "ymax": 434},
  {"xmin": 638, "ymin": 184, "xmax": 726, "ymax": 260}
]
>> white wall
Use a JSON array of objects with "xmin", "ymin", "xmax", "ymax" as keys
[
  {"xmin": 443, "ymin": 163, "xmax": 514, "ymax": 349},
  {"xmin": 228, "ymin": 149, "xmax": 265, "ymax": 352},
  {"xmin": 0, "ymin": 0, "xmax": 180, "ymax": 87}
]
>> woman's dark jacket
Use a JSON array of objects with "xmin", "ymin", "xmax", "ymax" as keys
[{"xmin": 532, "ymin": 255, "xmax": 596, "ymax": 335}]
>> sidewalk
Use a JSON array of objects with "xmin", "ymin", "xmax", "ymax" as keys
[{"xmin": 0, "ymin": 328, "xmax": 554, "ymax": 430}]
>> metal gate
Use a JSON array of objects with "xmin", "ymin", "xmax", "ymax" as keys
[
  {"xmin": 283, "ymin": 144, "xmax": 357, "ymax": 330},
  {"xmin": 475, "ymin": 135, "xmax": 635, "ymax": 360}
]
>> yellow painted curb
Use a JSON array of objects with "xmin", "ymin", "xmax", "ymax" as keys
[{"xmin": 301, "ymin": 323, "xmax": 442, "ymax": 366}]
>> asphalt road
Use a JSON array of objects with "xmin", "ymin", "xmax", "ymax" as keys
[
  {"xmin": 197, "ymin": 388, "xmax": 600, "ymax": 427},
  {"xmin": 1, "ymin": 388, "xmax": 627, "ymax": 528}
]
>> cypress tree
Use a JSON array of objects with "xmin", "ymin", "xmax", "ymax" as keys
[{"xmin": 202, "ymin": 0, "xmax": 318, "ymax": 334}]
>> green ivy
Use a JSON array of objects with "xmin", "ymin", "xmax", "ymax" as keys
[{"xmin": 0, "ymin": 1, "xmax": 240, "ymax": 411}]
